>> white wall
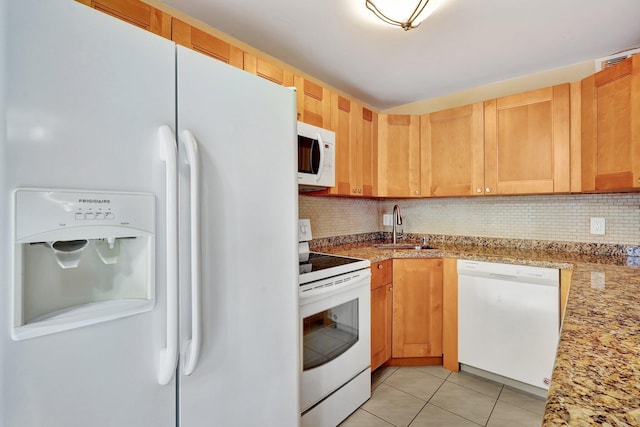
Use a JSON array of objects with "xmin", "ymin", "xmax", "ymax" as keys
[{"xmin": 300, "ymin": 193, "xmax": 640, "ymax": 245}]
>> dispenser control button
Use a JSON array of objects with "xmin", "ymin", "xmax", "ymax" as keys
[
  {"xmin": 95, "ymin": 213, "xmax": 105, "ymax": 220},
  {"xmin": 105, "ymin": 212, "xmax": 114, "ymax": 220},
  {"xmin": 85, "ymin": 212, "xmax": 95, "ymax": 220},
  {"xmin": 75, "ymin": 212, "xmax": 85, "ymax": 220}
]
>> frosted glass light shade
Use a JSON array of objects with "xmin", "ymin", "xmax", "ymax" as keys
[{"xmin": 365, "ymin": 0, "xmax": 431, "ymax": 30}]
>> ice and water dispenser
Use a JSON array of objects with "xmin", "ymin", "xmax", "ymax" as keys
[{"xmin": 12, "ymin": 189, "xmax": 155, "ymax": 340}]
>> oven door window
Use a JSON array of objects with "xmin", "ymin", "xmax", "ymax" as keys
[
  {"xmin": 298, "ymin": 135, "xmax": 320, "ymax": 174},
  {"xmin": 302, "ymin": 298, "xmax": 358, "ymax": 371}
]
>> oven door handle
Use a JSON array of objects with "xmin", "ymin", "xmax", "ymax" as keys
[{"xmin": 181, "ymin": 129, "xmax": 202, "ymax": 377}]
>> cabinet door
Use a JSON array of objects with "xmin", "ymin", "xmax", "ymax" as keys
[
  {"xmin": 362, "ymin": 107, "xmax": 378, "ymax": 197},
  {"xmin": 371, "ymin": 260, "xmax": 392, "ymax": 370},
  {"xmin": 392, "ymin": 259, "xmax": 443, "ymax": 358},
  {"xmin": 484, "ymin": 84, "xmax": 570, "ymax": 195},
  {"xmin": 294, "ymin": 76, "xmax": 331, "ymax": 128},
  {"xmin": 371, "ymin": 259, "xmax": 392, "ymax": 291},
  {"xmin": 171, "ymin": 18, "xmax": 243, "ymax": 68},
  {"xmin": 377, "ymin": 114, "xmax": 421, "ymax": 197},
  {"xmin": 581, "ymin": 55, "xmax": 640, "ymax": 191},
  {"xmin": 327, "ymin": 94, "xmax": 357, "ymax": 195},
  {"xmin": 421, "ymin": 103, "xmax": 484, "ymax": 196},
  {"xmin": 348, "ymin": 100, "xmax": 365, "ymax": 196},
  {"xmin": 243, "ymin": 53, "xmax": 293, "ymax": 86},
  {"xmin": 77, "ymin": 0, "xmax": 171, "ymax": 38},
  {"xmin": 371, "ymin": 283, "xmax": 392, "ymax": 371}
]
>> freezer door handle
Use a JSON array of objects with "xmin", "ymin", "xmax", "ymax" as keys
[
  {"xmin": 158, "ymin": 125, "xmax": 179, "ymax": 385},
  {"xmin": 181, "ymin": 129, "xmax": 202, "ymax": 376}
]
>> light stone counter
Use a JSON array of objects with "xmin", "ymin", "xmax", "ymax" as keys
[{"xmin": 318, "ymin": 239, "xmax": 640, "ymax": 426}]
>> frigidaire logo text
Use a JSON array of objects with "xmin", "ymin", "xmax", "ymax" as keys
[{"xmin": 78, "ymin": 199, "xmax": 111, "ymax": 204}]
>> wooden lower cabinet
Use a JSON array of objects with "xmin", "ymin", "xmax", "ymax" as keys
[
  {"xmin": 442, "ymin": 258, "xmax": 459, "ymax": 372},
  {"xmin": 560, "ymin": 269, "xmax": 572, "ymax": 324},
  {"xmin": 371, "ymin": 283, "xmax": 392, "ymax": 371},
  {"xmin": 392, "ymin": 259, "xmax": 443, "ymax": 359},
  {"xmin": 371, "ymin": 260, "xmax": 392, "ymax": 371}
]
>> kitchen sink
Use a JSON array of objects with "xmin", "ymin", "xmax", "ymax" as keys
[{"xmin": 374, "ymin": 243, "xmax": 437, "ymax": 250}]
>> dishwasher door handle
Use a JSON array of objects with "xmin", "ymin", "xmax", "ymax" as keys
[{"xmin": 488, "ymin": 273, "xmax": 519, "ymax": 281}]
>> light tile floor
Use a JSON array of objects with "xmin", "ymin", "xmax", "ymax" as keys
[{"xmin": 339, "ymin": 366, "xmax": 546, "ymax": 427}]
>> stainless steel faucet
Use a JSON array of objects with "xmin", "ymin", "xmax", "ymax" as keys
[{"xmin": 392, "ymin": 205, "xmax": 403, "ymax": 244}]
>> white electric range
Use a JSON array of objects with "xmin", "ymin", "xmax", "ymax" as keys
[{"xmin": 297, "ymin": 219, "xmax": 371, "ymax": 427}]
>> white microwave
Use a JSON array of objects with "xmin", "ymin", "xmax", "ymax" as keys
[{"xmin": 297, "ymin": 121, "xmax": 335, "ymax": 189}]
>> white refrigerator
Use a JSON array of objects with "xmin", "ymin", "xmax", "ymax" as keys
[{"xmin": 0, "ymin": 1, "xmax": 300, "ymax": 426}]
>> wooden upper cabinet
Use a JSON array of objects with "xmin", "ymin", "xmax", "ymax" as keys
[
  {"xmin": 484, "ymin": 84, "xmax": 570, "ymax": 195},
  {"xmin": 377, "ymin": 114, "xmax": 421, "ymax": 197},
  {"xmin": 329, "ymin": 98, "xmax": 376, "ymax": 197},
  {"xmin": 392, "ymin": 259, "xmax": 443, "ymax": 358},
  {"xmin": 243, "ymin": 53, "xmax": 293, "ymax": 86},
  {"xmin": 570, "ymin": 81, "xmax": 583, "ymax": 193},
  {"xmin": 361, "ymin": 107, "xmax": 378, "ymax": 197},
  {"xmin": 581, "ymin": 55, "xmax": 640, "ymax": 191},
  {"xmin": 327, "ymin": 94, "xmax": 357, "ymax": 195},
  {"xmin": 77, "ymin": 0, "xmax": 171, "ymax": 38},
  {"xmin": 421, "ymin": 103, "xmax": 484, "ymax": 197},
  {"xmin": 171, "ymin": 18, "xmax": 243, "ymax": 68},
  {"xmin": 294, "ymin": 76, "xmax": 331, "ymax": 128}
]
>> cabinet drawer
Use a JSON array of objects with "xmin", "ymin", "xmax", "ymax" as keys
[{"xmin": 371, "ymin": 260, "xmax": 392, "ymax": 290}]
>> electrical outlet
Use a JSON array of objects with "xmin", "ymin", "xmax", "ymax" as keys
[
  {"xmin": 590, "ymin": 217, "xmax": 605, "ymax": 235},
  {"xmin": 383, "ymin": 214, "xmax": 393, "ymax": 226}
]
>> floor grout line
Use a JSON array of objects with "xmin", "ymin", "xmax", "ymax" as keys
[
  {"xmin": 483, "ymin": 384, "xmax": 504, "ymax": 426},
  {"xmin": 351, "ymin": 367, "xmax": 546, "ymax": 427},
  {"xmin": 358, "ymin": 407, "xmax": 397, "ymax": 426}
]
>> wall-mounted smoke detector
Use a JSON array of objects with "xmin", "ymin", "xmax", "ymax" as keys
[{"xmin": 595, "ymin": 47, "xmax": 640, "ymax": 71}]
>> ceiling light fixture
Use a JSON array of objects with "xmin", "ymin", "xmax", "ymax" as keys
[{"xmin": 365, "ymin": 0, "xmax": 431, "ymax": 31}]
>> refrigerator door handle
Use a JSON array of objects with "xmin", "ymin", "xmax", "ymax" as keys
[
  {"xmin": 158, "ymin": 125, "xmax": 179, "ymax": 385},
  {"xmin": 181, "ymin": 129, "xmax": 202, "ymax": 376}
]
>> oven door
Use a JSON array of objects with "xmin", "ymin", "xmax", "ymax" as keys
[{"xmin": 299, "ymin": 274, "xmax": 371, "ymax": 412}]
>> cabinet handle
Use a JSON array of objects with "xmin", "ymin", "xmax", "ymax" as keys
[
  {"xmin": 476, "ymin": 187, "xmax": 482, "ymax": 193},
  {"xmin": 358, "ymin": 188, "xmax": 362, "ymax": 194},
  {"xmin": 414, "ymin": 190, "xmax": 419, "ymax": 195},
  {"xmin": 485, "ymin": 187, "xmax": 492, "ymax": 193},
  {"xmin": 377, "ymin": 264, "xmax": 383, "ymax": 269}
]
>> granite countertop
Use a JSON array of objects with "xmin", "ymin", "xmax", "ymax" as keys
[{"xmin": 317, "ymin": 239, "xmax": 640, "ymax": 426}]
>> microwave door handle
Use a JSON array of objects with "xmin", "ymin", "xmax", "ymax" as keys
[
  {"xmin": 309, "ymin": 138, "xmax": 316, "ymax": 175},
  {"xmin": 315, "ymin": 134, "xmax": 325, "ymax": 182}
]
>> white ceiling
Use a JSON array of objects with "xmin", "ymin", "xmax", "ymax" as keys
[{"xmin": 159, "ymin": 0, "xmax": 640, "ymax": 110}]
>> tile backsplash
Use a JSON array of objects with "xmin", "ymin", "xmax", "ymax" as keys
[{"xmin": 299, "ymin": 193, "xmax": 640, "ymax": 245}]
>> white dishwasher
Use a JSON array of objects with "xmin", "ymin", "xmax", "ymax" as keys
[{"xmin": 457, "ymin": 260, "xmax": 559, "ymax": 391}]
